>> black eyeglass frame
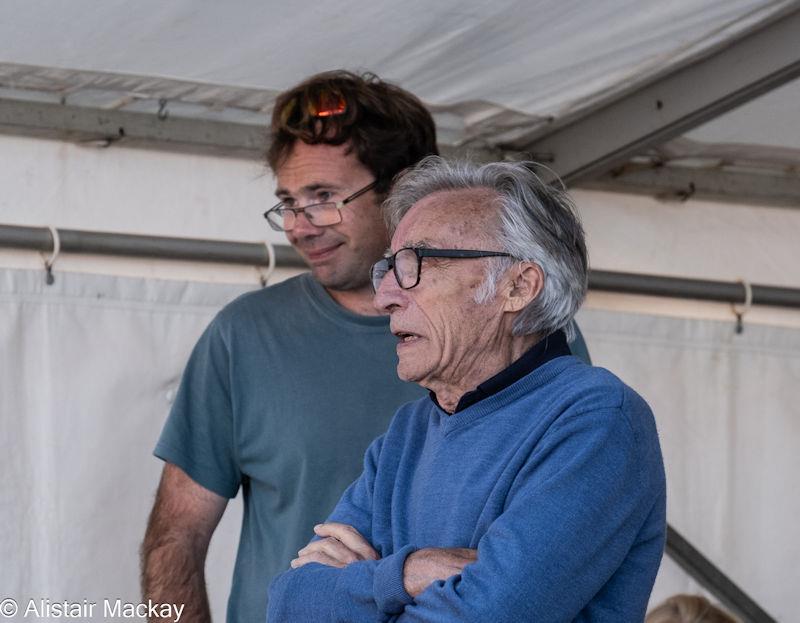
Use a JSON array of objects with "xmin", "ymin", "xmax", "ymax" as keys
[
  {"xmin": 371, "ymin": 247, "xmax": 512, "ymax": 292},
  {"xmin": 263, "ymin": 180, "xmax": 379, "ymax": 232}
]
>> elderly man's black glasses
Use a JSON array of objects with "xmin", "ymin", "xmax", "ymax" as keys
[
  {"xmin": 371, "ymin": 247, "xmax": 511, "ymax": 291},
  {"xmin": 263, "ymin": 180, "xmax": 378, "ymax": 232}
]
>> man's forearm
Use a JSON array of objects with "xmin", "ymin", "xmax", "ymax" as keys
[
  {"xmin": 403, "ymin": 548, "xmax": 477, "ymax": 598},
  {"xmin": 141, "ymin": 464, "xmax": 227, "ymax": 622},
  {"xmin": 140, "ymin": 534, "xmax": 211, "ymax": 623}
]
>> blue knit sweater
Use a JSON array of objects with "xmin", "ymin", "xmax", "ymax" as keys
[{"xmin": 268, "ymin": 356, "xmax": 666, "ymax": 622}]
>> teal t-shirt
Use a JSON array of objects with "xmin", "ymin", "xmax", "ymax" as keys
[
  {"xmin": 154, "ymin": 272, "xmax": 592, "ymax": 622},
  {"xmin": 154, "ymin": 273, "xmax": 426, "ymax": 622}
]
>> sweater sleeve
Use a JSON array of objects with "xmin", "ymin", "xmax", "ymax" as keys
[
  {"xmin": 267, "ymin": 434, "xmax": 417, "ymax": 622},
  {"xmin": 395, "ymin": 405, "xmax": 663, "ymax": 622}
]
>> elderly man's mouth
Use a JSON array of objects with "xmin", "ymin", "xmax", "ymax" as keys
[{"xmin": 394, "ymin": 331, "xmax": 422, "ymax": 346}]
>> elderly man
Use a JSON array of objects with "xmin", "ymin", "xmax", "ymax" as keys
[{"xmin": 268, "ymin": 158, "xmax": 666, "ymax": 622}]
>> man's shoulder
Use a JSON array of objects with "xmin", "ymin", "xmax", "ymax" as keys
[
  {"xmin": 222, "ymin": 273, "xmax": 309, "ymax": 311},
  {"xmin": 544, "ymin": 359, "xmax": 660, "ymax": 461},
  {"xmin": 212, "ymin": 273, "xmax": 312, "ymax": 327},
  {"xmin": 532, "ymin": 359, "xmax": 664, "ymax": 488},
  {"xmin": 545, "ymin": 357, "xmax": 646, "ymax": 414}
]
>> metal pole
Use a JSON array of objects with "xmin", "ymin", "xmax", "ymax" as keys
[
  {"xmin": 589, "ymin": 270, "xmax": 800, "ymax": 310},
  {"xmin": 666, "ymin": 525, "xmax": 777, "ymax": 622},
  {"xmin": 2, "ymin": 223, "xmax": 800, "ymax": 309},
  {"xmin": 0, "ymin": 223, "xmax": 306, "ymax": 268}
]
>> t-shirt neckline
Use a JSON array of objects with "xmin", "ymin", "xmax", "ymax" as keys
[{"xmin": 301, "ymin": 273, "xmax": 389, "ymax": 329}]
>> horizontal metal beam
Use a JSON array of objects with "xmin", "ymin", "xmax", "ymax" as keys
[
  {"xmin": 0, "ymin": 224, "xmax": 306, "ymax": 268},
  {"xmin": 517, "ymin": 4, "xmax": 800, "ymax": 185},
  {"xmin": 655, "ymin": 137, "xmax": 800, "ymax": 169},
  {"xmin": 666, "ymin": 525, "xmax": 776, "ymax": 623},
  {"xmin": 0, "ymin": 96, "xmax": 267, "ymax": 158},
  {"xmin": 590, "ymin": 269, "xmax": 800, "ymax": 309},
  {"xmin": 0, "ymin": 94, "xmax": 504, "ymax": 164},
  {"xmin": 581, "ymin": 165, "xmax": 800, "ymax": 208},
  {"xmin": 2, "ymin": 224, "xmax": 799, "ymax": 309}
]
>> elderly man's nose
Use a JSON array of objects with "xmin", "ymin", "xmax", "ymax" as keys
[{"xmin": 373, "ymin": 268, "xmax": 404, "ymax": 313}]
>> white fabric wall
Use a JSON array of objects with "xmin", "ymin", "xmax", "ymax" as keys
[
  {"xmin": 575, "ymin": 308, "xmax": 800, "ymax": 621},
  {"xmin": 0, "ymin": 268, "xmax": 252, "ymax": 621},
  {"xmin": 0, "ymin": 136, "xmax": 282, "ymax": 244},
  {"xmin": 2, "ymin": 266, "xmax": 798, "ymax": 621}
]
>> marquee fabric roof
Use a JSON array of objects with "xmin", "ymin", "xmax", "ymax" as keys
[{"xmin": 1, "ymin": 0, "xmax": 799, "ymax": 201}]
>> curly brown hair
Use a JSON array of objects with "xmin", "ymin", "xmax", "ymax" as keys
[{"xmin": 267, "ymin": 70, "xmax": 438, "ymax": 195}]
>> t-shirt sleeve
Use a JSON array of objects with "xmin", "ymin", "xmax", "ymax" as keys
[
  {"xmin": 567, "ymin": 320, "xmax": 592, "ymax": 364},
  {"xmin": 154, "ymin": 315, "xmax": 242, "ymax": 499}
]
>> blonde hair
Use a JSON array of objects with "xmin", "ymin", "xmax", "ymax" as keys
[{"xmin": 646, "ymin": 595, "xmax": 738, "ymax": 623}]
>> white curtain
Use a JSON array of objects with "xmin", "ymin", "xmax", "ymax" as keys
[
  {"xmin": 2, "ymin": 267, "xmax": 798, "ymax": 621},
  {"xmin": 0, "ymin": 268, "xmax": 249, "ymax": 620},
  {"xmin": 575, "ymin": 307, "xmax": 800, "ymax": 621}
]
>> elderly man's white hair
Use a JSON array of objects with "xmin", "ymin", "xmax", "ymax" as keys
[{"xmin": 382, "ymin": 157, "xmax": 588, "ymax": 341}]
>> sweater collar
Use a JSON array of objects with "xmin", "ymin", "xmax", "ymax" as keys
[{"xmin": 428, "ymin": 330, "xmax": 571, "ymax": 414}]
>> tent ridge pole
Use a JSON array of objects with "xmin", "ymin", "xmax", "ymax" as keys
[{"xmin": 2, "ymin": 223, "xmax": 799, "ymax": 309}]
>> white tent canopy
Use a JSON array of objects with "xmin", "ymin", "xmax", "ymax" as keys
[
  {"xmin": 1, "ymin": 2, "xmax": 799, "ymax": 621},
  {"xmin": 1, "ymin": 0, "xmax": 800, "ymax": 187},
  {"xmin": 3, "ymin": 0, "xmax": 790, "ymax": 115}
]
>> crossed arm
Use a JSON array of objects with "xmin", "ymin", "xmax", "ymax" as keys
[
  {"xmin": 267, "ymin": 408, "xmax": 659, "ymax": 623},
  {"xmin": 269, "ymin": 521, "xmax": 478, "ymax": 622},
  {"xmin": 292, "ymin": 522, "xmax": 477, "ymax": 599}
]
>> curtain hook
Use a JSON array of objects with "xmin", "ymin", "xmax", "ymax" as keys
[
  {"xmin": 157, "ymin": 98, "xmax": 169, "ymax": 120},
  {"xmin": 256, "ymin": 240, "xmax": 276, "ymax": 287},
  {"xmin": 731, "ymin": 278, "xmax": 752, "ymax": 334},
  {"xmin": 43, "ymin": 226, "xmax": 61, "ymax": 285}
]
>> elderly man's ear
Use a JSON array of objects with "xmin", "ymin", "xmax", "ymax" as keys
[{"xmin": 502, "ymin": 262, "xmax": 544, "ymax": 313}]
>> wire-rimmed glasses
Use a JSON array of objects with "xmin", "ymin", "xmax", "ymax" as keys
[{"xmin": 264, "ymin": 180, "xmax": 378, "ymax": 232}]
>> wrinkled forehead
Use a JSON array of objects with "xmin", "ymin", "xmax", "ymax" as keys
[{"xmin": 392, "ymin": 188, "xmax": 501, "ymax": 250}]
